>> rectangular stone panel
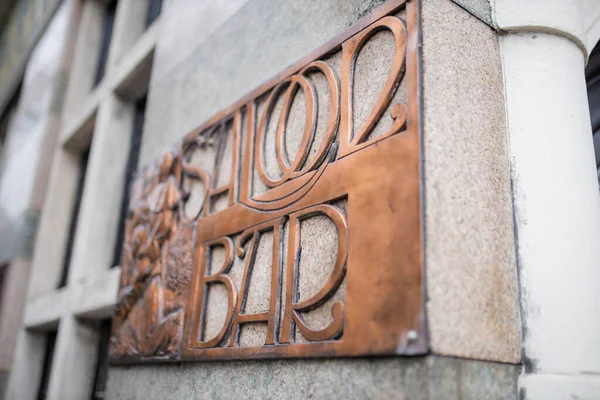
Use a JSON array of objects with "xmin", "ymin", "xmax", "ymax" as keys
[{"xmin": 109, "ymin": 0, "xmax": 424, "ymax": 363}]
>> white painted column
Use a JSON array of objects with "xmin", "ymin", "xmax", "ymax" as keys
[{"xmin": 494, "ymin": 0, "xmax": 600, "ymax": 397}]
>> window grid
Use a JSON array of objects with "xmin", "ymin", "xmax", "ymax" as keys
[{"xmin": 11, "ymin": 0, "xmax": 163, "ymax": 398}]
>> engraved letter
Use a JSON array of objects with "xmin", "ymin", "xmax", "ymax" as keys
[
  {"xmin": 229, "ymin": 218, "xmax": 284, "ymax": 346},
  {"xmin": 187, "ymin": 237, "xmax": 237, "ymax": 349},
  {"xmin": 280, "ymin": 204, "xmax": 348, "ymax": 343}
]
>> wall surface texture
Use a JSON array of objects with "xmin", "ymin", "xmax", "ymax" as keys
[
  {"xmin": 422, "ymin": 0, "xmax": 520, "ymax": 364},
  {"xmin": 109, "ymin": 356, "xmax": 518, "ymax": 400}
]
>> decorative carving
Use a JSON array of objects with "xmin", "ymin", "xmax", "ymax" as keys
[
  {"xmin": 110, "ymin": 0, "xmax": 424, "ymax": 364},
  {"xmin": 110, "ymin": 152, "xmax": 191, "ymax": 361}
]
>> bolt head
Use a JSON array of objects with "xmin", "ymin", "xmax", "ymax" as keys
[{"xmin": 407, "ymin": 330, "xmax": 418, "ymax": 341}]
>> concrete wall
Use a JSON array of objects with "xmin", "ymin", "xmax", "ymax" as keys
[
  {"xmin": 422, "ymin": 0, "xmax": 520, "ymax": 364},
  {"xmin": 107, "ymin": 0, "xmax": 521, "ymax": 398},
  {"xmin": 109, "ymin": 356, "xmax": 518, "ymax": 400}
]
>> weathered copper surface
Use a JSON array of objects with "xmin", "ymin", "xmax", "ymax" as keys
[{"xmin": 110, "ymin": 0, "xmax": 424, "ymax": 363}]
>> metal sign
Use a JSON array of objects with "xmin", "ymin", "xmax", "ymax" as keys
[{"xmin": 110, "ymin": 0, "xmax": 424, "ymax": 363}]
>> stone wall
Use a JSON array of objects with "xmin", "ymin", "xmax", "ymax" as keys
[
  {"xmin": 107, "ymin": 0, "xmax": 521, "ymax": 398},
  {"xmin": 109, "ymin": 356, "xmax": 518, "ymax": 399}
]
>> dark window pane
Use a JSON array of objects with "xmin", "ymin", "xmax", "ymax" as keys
[
  {"xmin": 0, "ymin": 265, "xmax": 6, "ymax": 314},
  {"xmin": 93, "ymin": 1, "xmax": 118, "ymax": 87},
  {"xmin": 90, "ymin": 320, "xmax": 111, "ymax": 400},
  {"xmin": 59, "ymin": 150, "xmax": 90, "ymax": 287},
  {"xmin": 594, "ymin": 133, "xmax": 600, "ymax": 169},
  {"xmin": 585, "ymin": 41, "xmax": 600, "ymax": 167},
  {"xmin": 0, "ymin": 81, "xmax": 21, "ymax": 181},
  {"xmin": 146, "ymin": 0, "xmax": 162, "ymax": 28},
  {"xmin": 37, "ymin": 331, "xmax": 57, "ymax": 400},
  {"xmin": 111, "ymin": 96, "xmax": 146, "ymax": 268}
]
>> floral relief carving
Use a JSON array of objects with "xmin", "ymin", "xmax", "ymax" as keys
[{"xmin": 111, "ymin": 151, "xmax": 191, "ymax": 360}]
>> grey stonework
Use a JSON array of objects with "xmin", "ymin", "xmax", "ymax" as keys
[
  {"xmin": 422, "ymin": 0, "xmax": 520, "ymax": 362},
  {"xmin": 107, "ymin": 356, "xmax": 519, "ymax": 400},
  {"xmin": 451, "ymin": 0, "xmax": 492, "ymax": 26}
]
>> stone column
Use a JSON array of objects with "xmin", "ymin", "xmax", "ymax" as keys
[{"xmin": 493, "ymin": 0, "xmax": 600, "ymax": 397}]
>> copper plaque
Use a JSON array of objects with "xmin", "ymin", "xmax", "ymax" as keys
[{"xmin": 110, "ymin": 0, "xmax": 424, "ymax": 363}]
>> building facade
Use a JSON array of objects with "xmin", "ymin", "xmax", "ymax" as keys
[{"xmin": 0, "ymin": 0, "xmax": 599, "ymax": 399}]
